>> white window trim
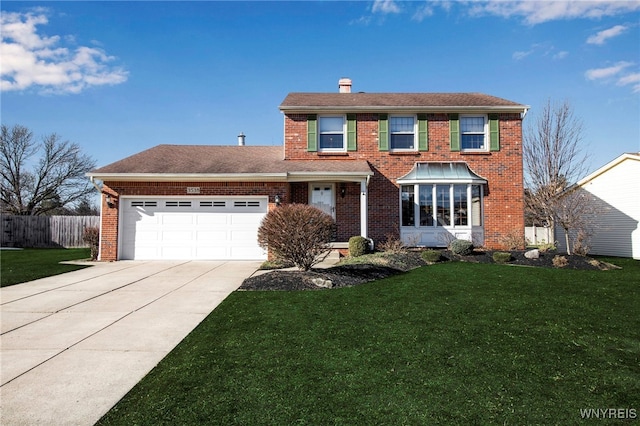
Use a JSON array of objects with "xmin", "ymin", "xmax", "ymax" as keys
[
  {"xmin": 460, "ymin": 114, "xmax": 489, "ymax": 152},
  {"xmin": 318, "ymin": 115, "xmax": 346, "ymax": 152},
  {"xmin": 389, "ymin": 114, "xmax": 418, "ymax": 152},
  {"xmin": 400, "ymin": 183, "xmax": 484, "ymax": 229}
]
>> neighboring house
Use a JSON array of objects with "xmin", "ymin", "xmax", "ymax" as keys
[
  {"xmin": 87, "ymin": 78, "xmax": 529, "ymax": 261},
  {"xmin": 555, "ymin": 153, "xmax": 640, "ymax": 259}
]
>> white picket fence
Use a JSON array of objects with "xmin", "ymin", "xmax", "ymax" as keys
[
  {"xmin": 525, "ymin": 226, "xmax": 553, "ymax": 245},
  {"xmin": 1, "ymin": 215, "xmax": 99, "ymax": 248}
]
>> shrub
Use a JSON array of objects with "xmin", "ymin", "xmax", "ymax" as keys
[
  {"xmin": 348, "ymin": 236, "xmax": 369, "ymax": 258},
  {"xmin": 257, "ymin": 204, "xmax": 335, "ymax": 271},
  {"xmin": 552, "ymin": 255, "xmax": 568, "ymax": 268},
  {"xmin": 499, "ymin": 228, "xmax": 526, "ymax": 250},
  {"xmin": 378, "ymin": 233, "xmax": 407, "ymax": 253},
  {"xmin": 449, "ymin": 239, "xmax": 473, "ymax": 256},
  {"xmin": 83, "ymin": 226, "xmax": 100, "ymax": 260},
  {"xmin": 492, "ymin": 252, "xmax": 512, "ymax": 264},
  {"xmin": 572, "ymin": 229, "xmax": 591, "ymax": 256},
  {"xmin": 421, "ymin": 249, "xmax": 442, "ymax": 263},
  {"xmin": 537, "ymin": 242, "xmax": 556, "ymax": 253}
]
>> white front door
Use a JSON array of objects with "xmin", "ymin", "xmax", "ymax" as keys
[{"xmin": 310, "ymin": 183, "xmax": 335, "ymax": 218}]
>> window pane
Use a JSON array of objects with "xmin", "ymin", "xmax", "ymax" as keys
[
  {"xmin": 319, "ymin": 116, "xmax": 343, "ymax": 132},
  {"xmin": 419, "ymin": 185, "xmax": 433, "ymax": 226},
  {"xmin": 461, "ymin": 134, "xmax": 485, "ymax": 150},
  {"xmin": 461, "ymin": 117, "xmax": 484, "ymax": 132},
  {"xmin": 401, "ymin": 185, "xmax": 415, "ymax": 226},
  {"xmin": 454, "ymin": 184, "xmax": 467, "ymax": 226},
  {"xmin": 390, "ymin": 117, "xmax": 414, "ymax": 132},
  {"xmin": 472, "ymin": 185, "xmax": 482, "ymax": 226},
  {"xmin": 390, "ymin": 134, "xmax": 415, "ymax": 150},
  {"xmin": 319, "ymin": 134, "xmax": 344, "ymax": 149},
  {"xmin": 435, "ymin": 185, "xmax": 450, "ymax": 227}
]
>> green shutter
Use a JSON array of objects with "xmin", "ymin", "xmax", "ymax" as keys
[
  {"xmin": 307, "ymin": 115, "xmax": 317, "ymax": 152},
  {"xmin": 489, "ymin": 114, "xmax": 500, "ymax": 151},
  {"xmin": 378, "ymin": 114, "xmax": 389, "ymax": 151},
  {"xmin": 347, "ymin": 114, "xmax": 357, "ymax": 151},
  {"xmin": 449, "ymin": 114, "xmax": 460, "ymax": 151},
  {"xmin": 417, "ymin": 114, "xmax": 428, "ymax": 151}
]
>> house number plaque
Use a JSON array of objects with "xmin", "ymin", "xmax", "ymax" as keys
[{"xmin": 186, "ymin": 187, "xmax": 201, "ymax": 194}]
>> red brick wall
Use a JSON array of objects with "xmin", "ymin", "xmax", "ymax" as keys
[
  {"xmin": 98, "ymin": 181, "xmax": 287, "ymax": 261},
  {"xmin": 283, "ymin": 112, "xmax": 525, "ymax": 249}
]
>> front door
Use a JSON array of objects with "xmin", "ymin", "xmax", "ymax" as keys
[{"xmin": 310, "ymin": 183, "xmax": 335, "ymax": 218}]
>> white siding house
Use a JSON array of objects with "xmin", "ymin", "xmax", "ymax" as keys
[{"xmin": 556, "ymin": 153, "xmax": 640, "ymax": 259}]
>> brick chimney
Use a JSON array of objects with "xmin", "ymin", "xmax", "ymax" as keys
[{"xmin": 338, "ymin": 78, "xmax": 352, "ymax": 93}]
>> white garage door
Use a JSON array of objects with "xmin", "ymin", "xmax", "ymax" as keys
[{"xmin": 120, "ymin": 197, "xmax": 268, "ymax": 260}]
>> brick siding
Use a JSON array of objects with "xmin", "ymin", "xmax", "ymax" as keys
[{"xmin": 283, "ymin": 112, "xmax": 525, "ymax": 249}]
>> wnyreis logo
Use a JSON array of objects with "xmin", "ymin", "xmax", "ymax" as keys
[{"xmin": 580, "ymin": 408, "xmax": 637, "ymax": 420}]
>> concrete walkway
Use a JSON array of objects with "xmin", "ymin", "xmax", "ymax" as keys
[{"xmin": 0, "ymin": 260, "xmax": 260, "ymax": 425}]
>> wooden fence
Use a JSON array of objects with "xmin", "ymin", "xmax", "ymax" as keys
[{"xmin": 1, "ymin": 215, "xmax": 100, "ymax": 248}]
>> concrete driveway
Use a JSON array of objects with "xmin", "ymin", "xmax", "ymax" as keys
[{"xmin": 0, "ymin": 260, "xmax": 260, "ymax": 425}]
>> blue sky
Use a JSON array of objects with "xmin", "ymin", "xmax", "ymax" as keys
[{"xmin": 2, "ymin": 1, "xmax": 639, "ymax": 177}]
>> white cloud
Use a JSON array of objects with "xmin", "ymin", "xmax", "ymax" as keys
[
  {"xmin": 585, "ymin": 61, "xmax": 639, "ymax": 93},
  {"xmin": 513, "ymin": 49, "xmax": 534, "ymax": 60},
  {"xmin": 553, "ymin": 51, "xmax": 569, "ymax": 60},
  {"xmin": 587, "ymin": 24, "xmax": 629, "ymax": 45},
  {"xmin": 585, "ymin": 61, "xmax": 633, "ymax": 80},
  {"xmin": 0, "ymin": 11, "xmax": 128, "ymax": 94},
  {"xmin": 616, "ymin": 72, "xmax": 640, "ymax": 93},
  {"xmin": 372, "ymin": 0, "xmax": 401, "ymax": 14},
  {"xmin": 412, "ymin": 4, "xmax": 434, "ymax": 22},
  {"xmin": 470, "ymin": 0, "xmax": 640, "ymax": 25}
]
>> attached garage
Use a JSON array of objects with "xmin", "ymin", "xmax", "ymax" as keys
[{"xmin": 119, "ymin": 197, "xmax": 268, "ymax": 260}]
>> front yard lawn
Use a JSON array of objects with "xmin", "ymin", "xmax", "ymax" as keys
[
  {"xmin": 98, "ymin": 258, "xmax": 639, "ymax": 425},
  {"xmin": 1, "ymin": 248, "xmax": 91, "ymax": 287}
]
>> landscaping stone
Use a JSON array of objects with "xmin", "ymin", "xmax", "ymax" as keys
[
  {"xmin": 311, "ymin": 278, "xmax": 334, "ymax": 288},
  {"xmin": 525, "ymin": 249, "xmax": 540, "ymax": 259}
]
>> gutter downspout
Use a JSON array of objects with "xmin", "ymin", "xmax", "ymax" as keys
[{"xmin": 89, "ymin": 176, "xmax": 104, "ymax": 261}]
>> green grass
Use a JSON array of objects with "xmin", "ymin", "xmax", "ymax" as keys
[
  {"xmin": 98, "ymin": 258, "xmax": 640, "ymax": 425},
  {"xmin": 1, "ymin": 248, "xmax": 91, "ymax": 287}
]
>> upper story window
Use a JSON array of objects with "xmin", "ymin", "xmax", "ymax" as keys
[
  {"xmin": 318, "ymin": 116, "xmax": 345, "ymax": 151},
  {"xmin": 460, "ymin": 115, "xmax": 488, "ymax": 151},
  {"xmin": 390, "ymin": 116, "xmax": 416, "ymax": 150}
]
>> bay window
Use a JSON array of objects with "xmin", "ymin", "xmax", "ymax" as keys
[{"xmin": 401, "ymin": 183, "xmax": 483, "ymax": 228}]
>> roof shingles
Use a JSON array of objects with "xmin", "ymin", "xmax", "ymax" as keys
[{"xmin": 90, "ymin": 145, "xmax": 372, "ymax": 176}]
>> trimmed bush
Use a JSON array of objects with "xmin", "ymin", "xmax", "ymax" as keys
[
  {"xmin": 421, "ymin": 249, "xmax": 442, "ymax": 263},
  {"xmin": 257, "ymin": 204, "xmax": 335, "ymax": 271},
  {"xmin": 552, "ymin": 255, "xmax": 568, "ymax": 268},
  {"xmin": 449, "ymin": 239, "xmax": 473, "ymax": 256},
  {"xmin": 492, "ymin": 252, "xmax": 512, "ymax": 264},
  {"xmin": 83, "ymin": 226, "xmax": 100, "ymax": 260},
  {"xmin": 349, "ymin": 236, "xmax": 369, "ymax": 258}
]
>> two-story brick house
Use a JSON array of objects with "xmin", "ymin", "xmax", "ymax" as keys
[{"xmin": 88, "ymin": 79, "xmax": 528, "ymax": 261}]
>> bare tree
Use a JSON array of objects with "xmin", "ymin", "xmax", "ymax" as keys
[
  {"xmin": 523, "ymin": 99, "xmax": 593, "ymax": 254},
  {"xmin": 0, "ymin": 124, "xmax": 96, "ymax": 215}
]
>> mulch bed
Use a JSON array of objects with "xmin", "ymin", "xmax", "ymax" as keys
[{"xmin": 239, "ymin": 250, "xmax": 619, "ymax": 291}]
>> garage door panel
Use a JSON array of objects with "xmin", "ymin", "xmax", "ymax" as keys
[
  {"xmin": 196, "ymin": 230, "xmax": 228, "ymax": 240},
  {"xmin": 197, "ymin": 215, "xmax": 229, "ymax": 225},
  {"xmin": 121, "ymin": 197, "xmax": 267, "ymax": 260},
  {"xmin": 161, "ymin": 214, "xmax": 194, "ymax": 225}
]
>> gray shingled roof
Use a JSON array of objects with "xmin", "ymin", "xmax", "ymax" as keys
[
  {"xmin": 280, "ymin": 92, "xmax": 527, "ymax": 111},
  {"xmin": 88, "ymin": 145, "xmax": 372, "ymax": 178}
]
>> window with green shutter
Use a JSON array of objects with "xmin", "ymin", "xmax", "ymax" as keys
[
  {"xmin": 307, "ymin": 115, "xmax": 317, "ymax": 152},
  {"xmin": 378, "ymin": 114, "xmax": 389, "ymax": 151},
  {"xmin": 418, "ymin": 114, "xmax": 428, "ymax": 151},
  {"xmin": 489, "ymin": 114, "xmax": 500, "ymax": 151},
  {"xmin": 449, "ymin": 114, "xmax": 460, "ymax": 152},
  {"xmin": 347, "ymin": 114, "xmax": 357, "ymax": 151}
]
